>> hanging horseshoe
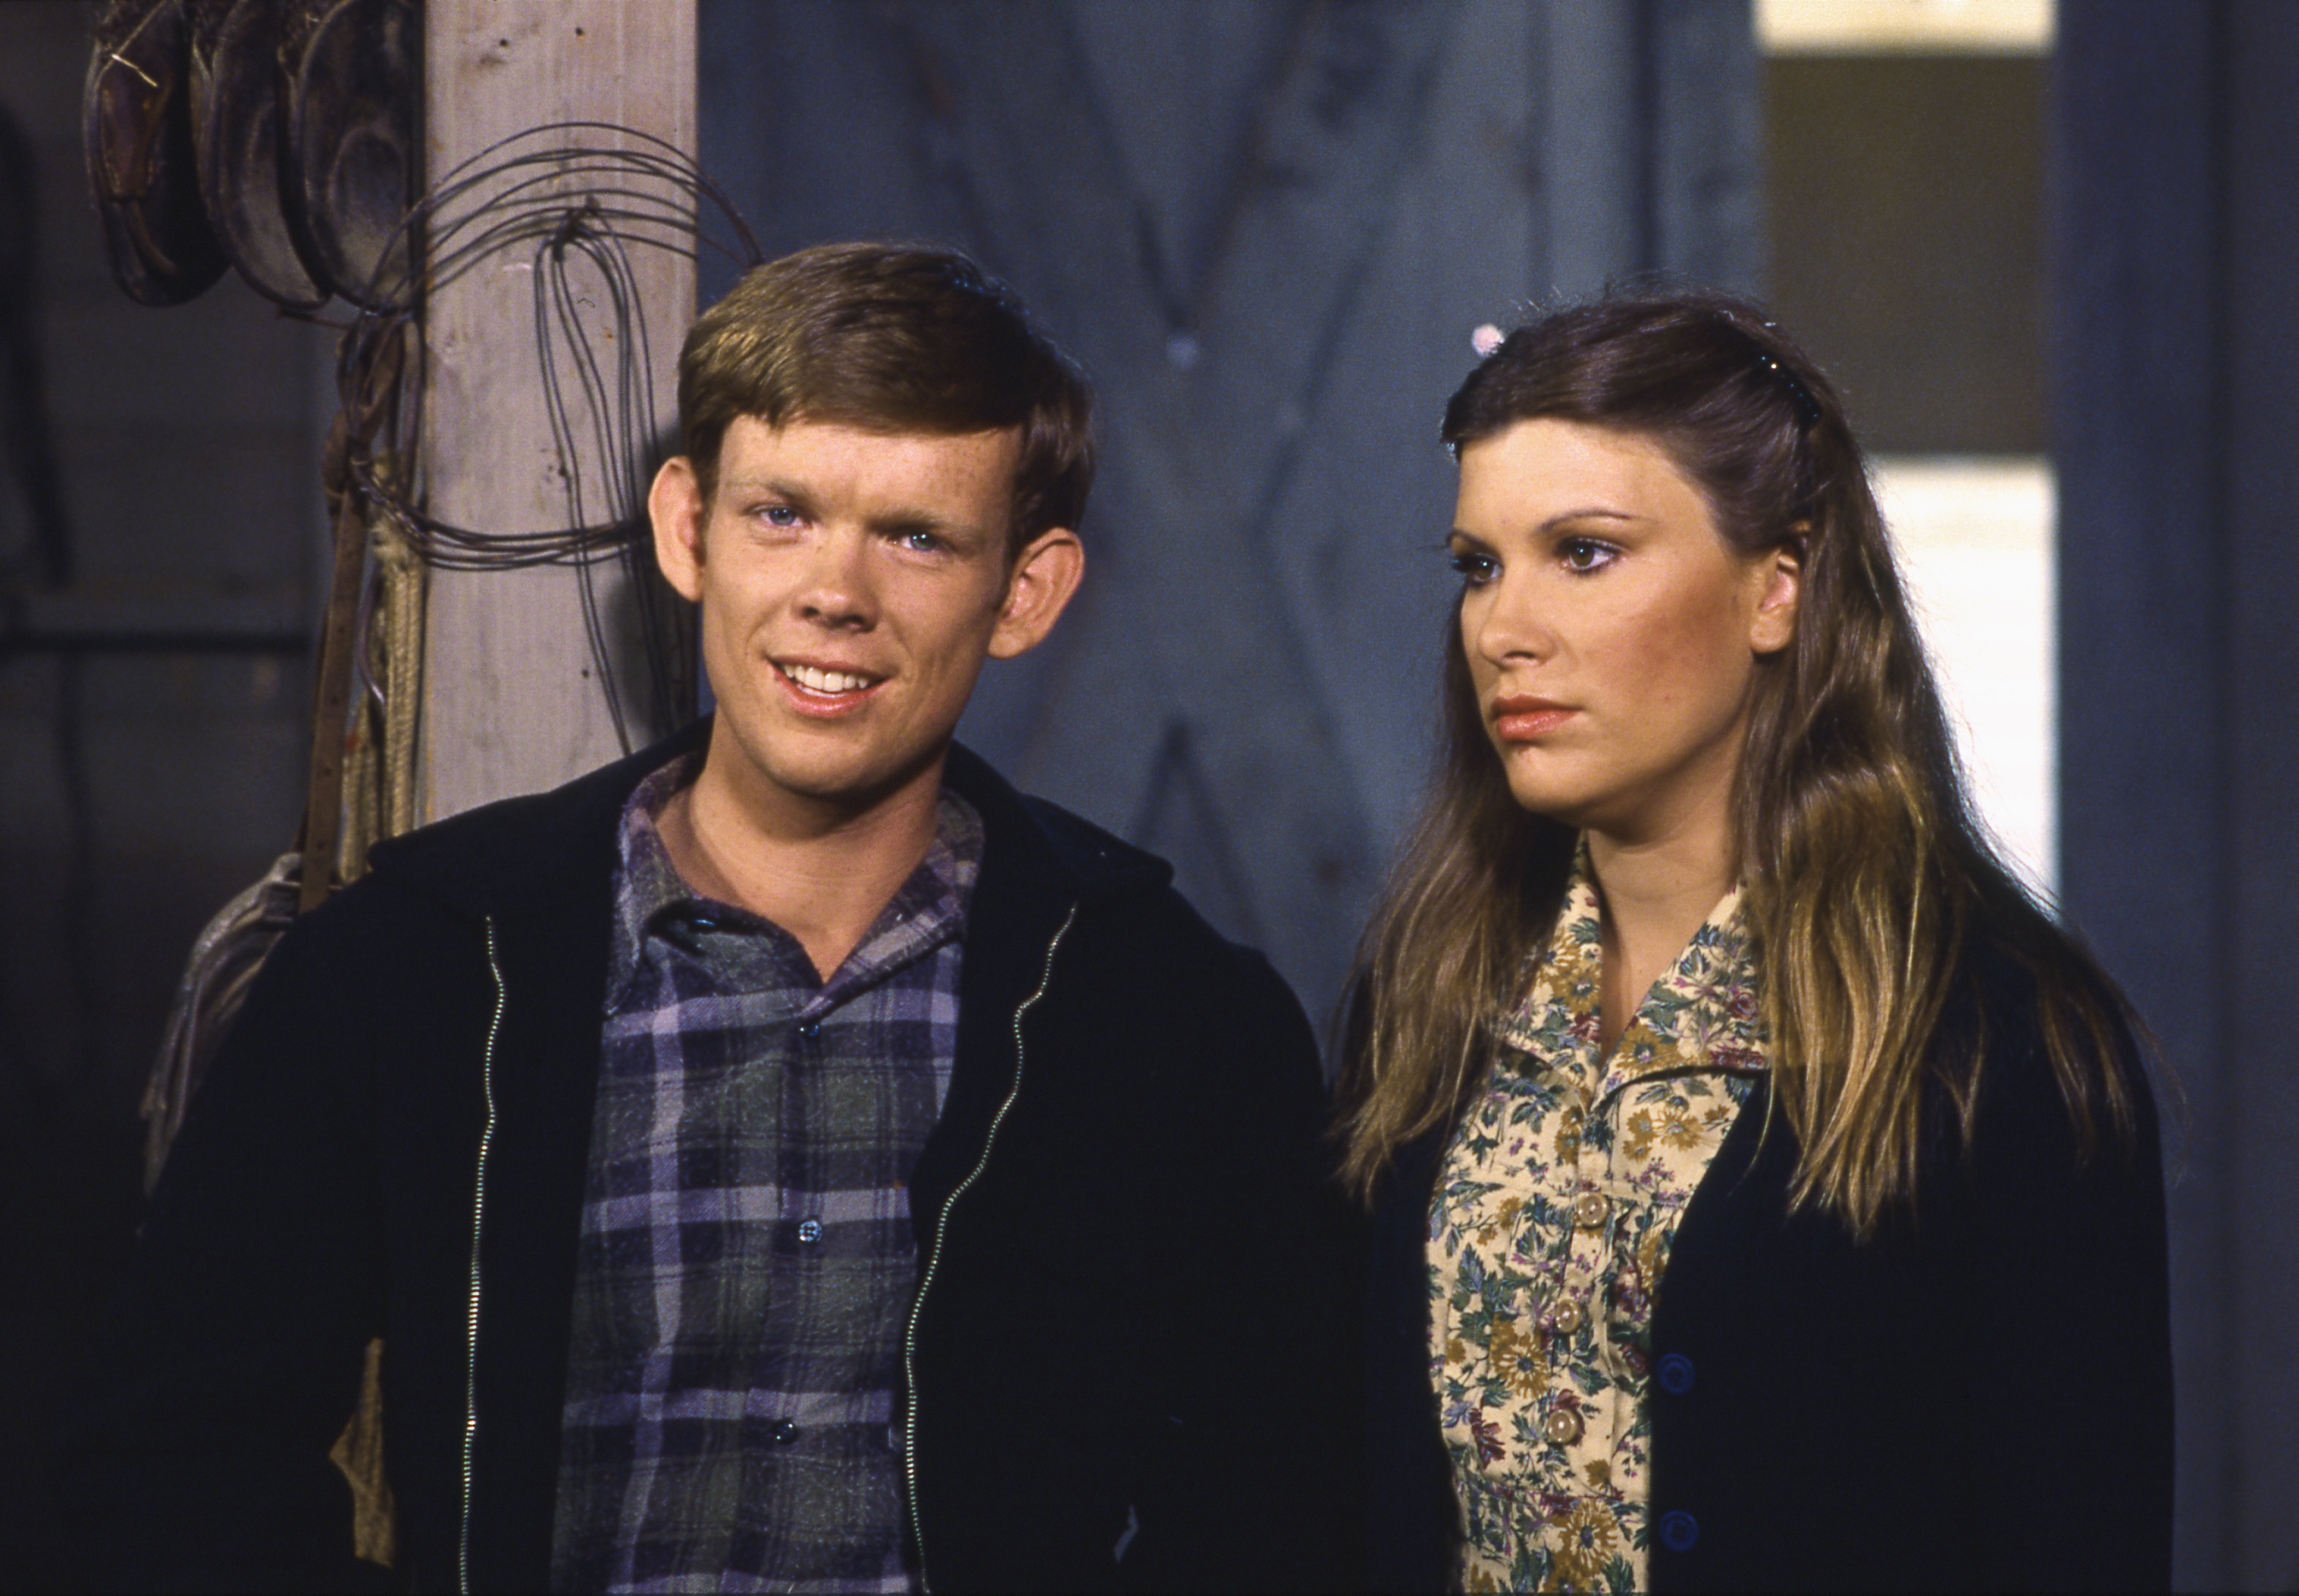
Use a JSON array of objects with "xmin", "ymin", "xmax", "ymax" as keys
[
  {"xmin": 193, "ymin": 0, "xmax": 331, "ymax": 310},
  {"xmin": 285, "ymin": 0, "xmax": 418, "ymax": 311},
  {"xmin": 84, "ymin": 0, "xmax": 230, "ymax": 305}
]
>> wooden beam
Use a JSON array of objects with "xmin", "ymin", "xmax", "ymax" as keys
[{"xmin": 418, "ymin": 1, "xmax": 696, "ymax": 820}]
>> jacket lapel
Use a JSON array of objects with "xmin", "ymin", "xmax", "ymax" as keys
[{"xmin": 908, "ymin": 748, "xmax": 1082, "ymax": 1237}]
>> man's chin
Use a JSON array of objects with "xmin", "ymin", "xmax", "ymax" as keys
[{"xmin": 718, "ymin": 732, "xmax": 952, "ymax": 824}]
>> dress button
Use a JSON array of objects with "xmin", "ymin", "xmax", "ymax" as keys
[
  {"xmin": 768, "ymin": 1418, "xmax": 800, "ymax": 1445},
  {"xmin": 796, "ymin": 1217, "xmax": 822, "ymax": 1244},
  {"xmin": 1657, "ymin": 1352, "xmax": 1695, "ymax": 1394},
  {"xmin": 1573, "ymin": 1192, "xmax": 1609, "ymax": 1230},
  {"xmin": 1659, "ymin": 1510, "xmax": 1700, "ymax": 1551},
  {"xmin": 1544, "ymin": 1299, "xmax": 1587, "ymax": 1337},
  {"xmin": 1540, "ymin": 1407, "xmax": 1583, "ymax": 1445}
]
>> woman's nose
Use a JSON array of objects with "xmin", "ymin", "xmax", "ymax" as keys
[{"xmin": 1470, "ymin": 571, "xmax": 1553, "ymax": 665}]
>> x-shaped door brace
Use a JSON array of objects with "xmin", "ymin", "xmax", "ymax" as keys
[{"xmin": 890, "ymin": 0, "xmax": 1468, "ymax": 996}]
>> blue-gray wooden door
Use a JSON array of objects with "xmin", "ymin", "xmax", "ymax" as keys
[{"xmin": 701, "ymin": 0, "xmax": 1758, "ymax": 1026}]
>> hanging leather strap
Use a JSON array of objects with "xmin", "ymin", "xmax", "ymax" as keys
[
  {"xmin": 297, "ymin": 457, "xmax": 367, "ymax": 915},
  {"xmin": 299, "ymin": 323, "xmax": 406, "ymax": 913}
]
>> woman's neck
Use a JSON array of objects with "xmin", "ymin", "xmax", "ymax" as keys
[{"xmin": 1586, "ymin": 824, "xmax": 1736, "ymax": 1052}]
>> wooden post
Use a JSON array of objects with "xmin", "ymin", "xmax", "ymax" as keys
[{"xmin": 418, "ymin": 2, "xmax": 696, "ymax": 820}]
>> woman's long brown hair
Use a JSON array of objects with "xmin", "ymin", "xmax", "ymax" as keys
[{"xmin": 1335, "ymin": 289, "xmax": 2140, "ymax": 1236}]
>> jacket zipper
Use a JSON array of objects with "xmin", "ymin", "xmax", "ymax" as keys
[
  {"xmin": 460, "ymin": 916, "xmax": 508, "ymax": 1595},
  {"xmin": 901, "ymin": 903, "xmax": 1077, "ymax": 1593}
]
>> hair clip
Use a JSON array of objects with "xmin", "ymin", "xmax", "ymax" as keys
[
  {"xmin": 1755, "ymin": 350, "xmax": 1822, "ymax": 430},
  {"xmin": 1470, "ymin": 323, "xmax": 1505, "ymax": 358}
]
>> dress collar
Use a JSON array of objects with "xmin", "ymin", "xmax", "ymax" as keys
[{"xmin": 1494, "ymin": 839, "xmax": 1769, "ymax": 1102}]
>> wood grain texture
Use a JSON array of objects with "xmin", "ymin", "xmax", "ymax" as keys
[{"xmin": 418, "ymin": 1, "xmax": 694, "ymax": 820}]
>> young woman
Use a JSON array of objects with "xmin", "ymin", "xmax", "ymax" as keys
[{"xmin": 1343, "ymin": 291, "xmax": 2171, "ymax": 1593}]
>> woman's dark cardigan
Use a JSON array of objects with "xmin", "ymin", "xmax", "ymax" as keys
[{"xmin": 1363, "ymin": 940, "xmax": 2173, "ymax": 1593}]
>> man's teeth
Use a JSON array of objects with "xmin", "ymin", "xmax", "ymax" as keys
[{"xmin": 784, "ymin": 663, "xmax": 873, "ymax": 694}]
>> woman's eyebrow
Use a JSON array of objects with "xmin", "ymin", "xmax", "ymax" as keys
[
  {"xmin": 1452, "ymin": 508, "xmax": 1642, "ymax": 543},
  {"xmin": 1535, "ymin": 506, "xmax": 1642, "ymax": 532}
]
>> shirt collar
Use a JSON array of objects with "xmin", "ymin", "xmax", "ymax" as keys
[
  {"xmin": 1495, "ymin": 838, "xmax": 1769, "ymax": 1099},
  {"xmin": 605, "ymin": 752, "xmax": 985, "ymax": 1010}
]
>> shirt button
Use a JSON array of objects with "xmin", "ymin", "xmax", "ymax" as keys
[
  {"xmin": 1540, "ymin": 1407, "xmax": 1583, "ymax": 1445},
  {"xmin": 1659, "ymin": 1509, "xmax": 1700, "ymax": 1551},
  {"xmin": 1573, "ymin": 1192, "xmax": 1609, "ymax": 1230},
  {"xmin": 768, "ymin": 1418, "xmax": 800, "ymax": 1445},
  {"xmin": 796, "ymin": 1217, "xmax": 822, "ymax": 1244},
  {"xmin": 797, "ymin": 1019, "xmax": 820, "ymax": 1041},
  {"xmin": 1544, "ymin": 1299, "xmax": 1587, "ymax": 1337},
  {"xmin": 1657, "ymin": 1352, "xmax": 1695, "ymax": 1394}
]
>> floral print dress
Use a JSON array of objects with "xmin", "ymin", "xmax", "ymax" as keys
[{"xmin": 1429, "ymin": 851, "xmax": 1768, "ymax": 1592}]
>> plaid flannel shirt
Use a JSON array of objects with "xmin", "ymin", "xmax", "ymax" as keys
[{"xmin": 552, "ymin": 755, "xmax": 981, "ymax": 1594}]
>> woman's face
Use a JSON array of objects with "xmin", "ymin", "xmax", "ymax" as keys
[{"xmin": 1450, "ymin": 419, "xmax": 1800, "ymax": 847}]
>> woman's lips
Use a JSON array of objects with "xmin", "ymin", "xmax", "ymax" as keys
[{"xmin": 1490, "ymin": 696, "xmax": 1576, "ymax": 742}]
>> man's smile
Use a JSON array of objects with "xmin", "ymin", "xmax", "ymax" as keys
[{"xmin": 775, "ymin": 659, "xmax": 887, "ymax": 698}]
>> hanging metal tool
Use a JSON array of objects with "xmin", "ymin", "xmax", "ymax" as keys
[
  {"xmin": 192, "ymin": 0, "xmax": 330, "ymax": 308},
  {"xmin": 283, "ymin": 0, "xmax": 418, "ymax": 308},
  {"xmin": 84, "ymin": 0, "xmax": 230, "ymax": 305}
]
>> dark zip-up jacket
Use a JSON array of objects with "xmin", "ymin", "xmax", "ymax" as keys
[
  {"xmin": 62, "ymin": 726, "xmax": 1366, "ymax": 1593},
  {"xmin": 1363, "ymin": 939, "xmax": 2173, "ymax": 1592}
]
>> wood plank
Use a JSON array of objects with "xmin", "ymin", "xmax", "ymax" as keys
[{"xmin": 419, "ymin": 1, "xmax": 696, "ymax": 820}]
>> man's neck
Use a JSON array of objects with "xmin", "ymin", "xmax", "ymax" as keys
[{"xmin": 657, "ymin": 744, "xmax": 948, "ymax": 982}]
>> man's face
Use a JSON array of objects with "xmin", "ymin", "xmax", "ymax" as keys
[{"xmin": 652, "ymin": 415, "xmax": 1081, "ymax": 826}]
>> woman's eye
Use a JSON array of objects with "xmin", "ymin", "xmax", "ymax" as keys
[
  {"xmin": 1448, "ymin": 549, "xmax": 1498, "ymax": 587},
  {"xmin": 1559, "ymin": 538, "xmax": 1614, "ymax": 574}
]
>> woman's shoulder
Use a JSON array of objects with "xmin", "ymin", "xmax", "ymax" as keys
[{"xmin": 1928, "ymin": 906, "xmax": 2162, "ymax": 1196}]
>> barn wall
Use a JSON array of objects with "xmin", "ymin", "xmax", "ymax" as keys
[
  {"xmin": 2055, "ymin": 4, "xmax": 2299, "ymax": 1586},
  {"xmin": 699, "ymin": 0, "xmax": 1761, "ymax": 1022}
]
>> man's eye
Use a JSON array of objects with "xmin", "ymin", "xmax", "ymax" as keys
[
  {"xmin": 899, "ymin": 530, "xmax": 943, "ymax": 554},
  {"xmin": 1448, "ymin": 549, "xmax": 1498, "ymax": 587},
  {"xmin": 754, "ymin": 504, "xmax": 801, "ymax": 527}
]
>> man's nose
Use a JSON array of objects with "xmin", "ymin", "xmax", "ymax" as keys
[{"xmin": 794, "ymin": 529, "xmax": 878, "ymax": 628}]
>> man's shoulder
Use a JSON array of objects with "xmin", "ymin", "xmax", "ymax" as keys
[
  {"xmin": 948, "ymin": 746, "xmax": 1309, "ymax": 1033},
  {"xmin": 359, "ymin": 721, "xmax": 708, "ymax": 917},
  {"xmin": 951, "ymin": 748, "xmax": 1244, "ymax": 963},
  {"xmin": 942, "ymin": 742, "xmax": 1169, "ymax": 899}
]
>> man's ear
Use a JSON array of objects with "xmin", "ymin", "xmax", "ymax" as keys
[
  {"xmin": 1748, "ymin": 536, "xmax": 1803, "ymax": 656},
  {"xmin": 650, "ymin": 456, "xmax": 707, "ymax": 603},
  {"xmin": 989, "ymin": 527, "xmax": 1086, "ymax": 660}
]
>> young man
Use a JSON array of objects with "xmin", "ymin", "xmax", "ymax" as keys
[{"xmin": 63, "ymin": 245, "xmax": 1363, "ymax": 1592}]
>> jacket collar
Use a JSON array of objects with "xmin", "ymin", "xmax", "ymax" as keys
[{"xmin": 364, "ymin": 719, "xmax": 1169, "ymax": 917}]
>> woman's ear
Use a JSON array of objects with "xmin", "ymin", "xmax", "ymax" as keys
[{"xmin": 1749, "ymin": 535, "xmax": 1804, "ymax": 656}]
